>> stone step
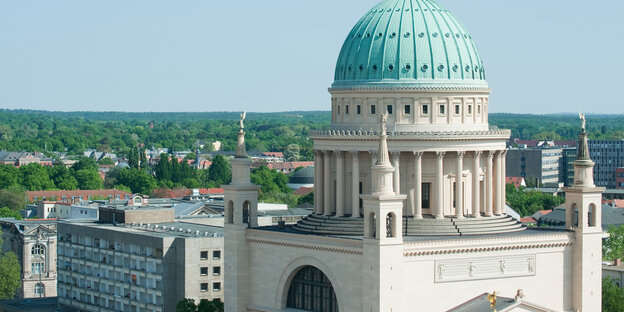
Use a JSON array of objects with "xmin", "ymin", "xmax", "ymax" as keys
[{"xmin": 299, "ymin": 219, "xmax": 363, "ymax": 228}]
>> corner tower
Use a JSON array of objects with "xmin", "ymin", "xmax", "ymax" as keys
[
  {"xmin": 223, "ymin": 112, "xmax": 261, "ymax": 312},
  {"xmin": 563, "ymin": 114, "xmax": 604, "ymax": 312}
]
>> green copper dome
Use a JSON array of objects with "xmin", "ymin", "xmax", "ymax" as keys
[{"xmin": 332, "ymin": 0, "xmax": 487, "ymax": 90}]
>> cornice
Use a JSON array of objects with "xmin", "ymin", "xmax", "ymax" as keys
[
  {"xmin": 310, "ymin": 129, "xmax": 511, "ymax": 142},
  {"xmin": 246, "ymin": 229, "xmax": 363, "ymax": 255}
]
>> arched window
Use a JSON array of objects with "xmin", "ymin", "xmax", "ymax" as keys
[
  {"xmin": 589, "ymin": 204, "xmax": 597, "ymax": 227},
  {"xmin": 31, "ymin": 244, "xmax": 45, "ymax": 256},
  {"xmin": 243, "ymin": 201, "xmax": 251, "ymax": 226},
  {"xmin": 367, "ymin": 212, "xmax": 376, "ymax": 238},
  {"xmin": 34, "ymin": 283, "xmax": 44, "ymax": 296},
  {"xmin": 226, "ymin": 201, "xmax": 234, "ymax": 224},
  {"xmin": 386, "ymin": 213, "xmax": 395, "ymax": 238},
  {"xmin": 287, "ymin": 266, "xmax": 338, "ymax": 312}
]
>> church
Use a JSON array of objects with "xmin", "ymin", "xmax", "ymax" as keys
[{"xmin": 224, "ymin": 0, "xmax": 603, "ymax": 311}]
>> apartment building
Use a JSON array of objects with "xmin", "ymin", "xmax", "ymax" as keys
[
  {"xmin": 506, "ymin": 148, "xmax": 563, "ymax": 186},
  {"xmin": 56, "ymin": 206, "xmax": 223, "ymax": 312},
  {"xmin": 589, "ymin": 140, "xmax": 624, "ymax": 188},
  {"xmin": 617, "ymin": 167, "xmax": 624, "ymax": 190}
]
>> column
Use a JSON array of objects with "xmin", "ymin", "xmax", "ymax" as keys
[
  {"xmin": 435, "ymin": 152, "xmax": 445, "ymax": 219},
  {"xmin": 323, "ymin": 150, "xmax": 332, "ymax": 216},
  {"xmin": 314, "ymin": 150, "xmax": 323, "ymax": 215},
  {"xmin": 392, "ymin": 152, "xmax": 400, "ymax": 195},
  {"xmin": 500, "ymin": 151, "xmax": 507, "ymax": 215},
  {"xmin": 369, "ymin": 150, "xmax": 377, "ymax": 193},
  {"xmin": 351, "ymin": 151, "xmax": 360, "ymax": 218},
  {"xmin": 413, "ymin": 152, "xmax": 423, "ymax": 219},
  {"xmin": 485, "ymin": 151, "xmax": 494, "ymax": 217},
  {"xmin": 471, "ymin": 151, "xmax": 482, "ymax": 218},
  {"xmin": 493, "ymin": 151, "xmax": 502, "ymax": 216},
  {"xmin": 335, "ymin": 151, "xmax": 345, "ymax": 217},
  {"xmin": 455, "ymin": 152, "xmax": 465, "ymax": 218}
]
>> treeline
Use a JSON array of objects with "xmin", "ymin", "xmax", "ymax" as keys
[
  {"xmin": 0, "ymin": 110, "xmax": 328, "ymax": 161},
  {"xmin": 0, "ymin": 158, "xmax": 102, "ymax": 192}
]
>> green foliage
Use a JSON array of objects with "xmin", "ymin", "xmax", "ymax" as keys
[
  {"xmin": 505, "ymin": 184, "xmax": 565, "ymax": 217},
  {"xmin": 74, "ymin": 169, "xmax": 102, "ymax": 190},
  {"xmin": 283, "ymin": 144, "xmax": 300, "ymax": 161},
  {"xmin": 251, "ymin": 166, "xmax": 290, "ymax": 194},
  {"xmin": 197, "ymin": 299, "xmax": 224, "ymax": 312},
  {"xmin": 113, "ymin": 184, "xmax": 132, "ymax": 193},
  {"xmin": 71, "ymin": 157, "xmax": 98, "ymax": 172},
  {"xmin": 0, "ymin": 187, "xmax": 25, "ymax": 211},
  {"xmin": 0, "ymin": 207, "xmax": 22, "ymax": 220},
  {"xmin": 0, "ymin": 234, "xmax": 21, "ymax": 300},
  {"xmin": 19, "ymin": 163, "xmax": 54, "ymax": 191},
  {"xmin": 0, "ymin": 165, "xmax": 19, "ymax": 189},
  {"xmin": 603, "ymin": 277, "xmax": 624, "ymax": 312},
  {"xmin": 604, "ymin": 225, "xmax": 624, "ymax": 261},
  {"xmin": 117, "ymin": 169, "xmax": 157, "ymax": 195},
  {"xmin": 208, "ymin": 155, "xmax": 231, "ymax": 186},
  {"xmin": 260, "ymin": 191, "xmax": 300, "ymax": 208},
  {"xmin": 176, "ymin": 298, "xmax": 197, "ymax": 312},
  {"xmin": 48, "ymin": 165, "xmax": 78, "ymax": 190},
  {"xmin": 297, "ymin": 191, "xmax": 314, "ymax": 206},
  {"xmin": 98, "ymin": 157, "xmax": 115, "ymax": 165}
]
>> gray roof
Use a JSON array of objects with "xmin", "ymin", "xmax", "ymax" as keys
[
  {"xmin": 289, "ymin": 166, "xmax": 314, "ymax": 184},
  {"xmin": 447, "ymin": 293, "xmax": 516, "ymax": 312},
  {"xmin": 538, "ymin": 204, "xmax": 624, "ymax": 229},
  {"xmin": 173, "ymin": 202, "xmax": 206, "ymax": 217}
]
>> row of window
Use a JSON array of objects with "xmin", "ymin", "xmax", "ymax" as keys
[
  {"xmin": 335, "ymin": 103, "xmax": 482, "ymax": 117},
  {"xmin": 200, "ymin": 282, "xmax": 221, "ymax": 292},
  {"xmin": 200, "ymin": 266, "xmax": 221, "ymax": 276},
  {"xmin": 200, "ymin": 250, "xmax": 221, "ymax": 260}
]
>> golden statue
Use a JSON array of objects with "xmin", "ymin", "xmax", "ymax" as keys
[
  {"xmin": 487, "ymin": 291, "xmax": 498, "ymax": 312},
  {"xmin": 239, "ymin": 111, "xmax": 247, "ymax": 130}
]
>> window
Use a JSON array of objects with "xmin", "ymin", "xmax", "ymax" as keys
[
  {"xmin": 422, "ymin": 104, "xmax": 429, "ymax": 115},
  {"xmin": 32, "ymin": 262, "xmax": 46, "ymax": 274},
  {"xmin": 213, "ymin": 267, "xmax": 221, "ymax": 276},
  {"xmin": 337, "ymin": 105, "xmax": 340, "ymax": 115},
  {"xmin": 478, "ymin": 105, "xmax": 481, "ymax": 114},
  {"xmin": 455, "ymin": 105, "xmax": 460, "ymax": 115},
  {"xmin": 422, "ymin": 183, "xmax": 431, "ymax": 208},
  {"xmin": 371, "ymin": 105, "xmax": 376, "ymax": 115},
  {"xmin": 356, "ymin": 105, "xmax": 361, "ymax": 115},
  {"xmin": 200, "ymin": 251, "xmax": 208, "ymax": 260},
  {"xmin": 468, "ymin": 105, "xmax": 472, "ymax": 114},
  {"xmin": 440, "ymin": 105, "xmax": 445, "ymax": 115},
  {"xmin": 213, "ymin": 283, "xmax": 221, "ymax": 291},
  {"xmin": 345, "ymin": 105, "xmax": 349, "ymax": 115},
  {"xmin": 387, "ymin": 105, "xmax": 393, "ymax": 115},
  {"xmin": 287, "ymin": 266, "xmax": 338, "ymax": 312},
  {"xmin": 404, "ymin": 105, "xmax": 411, "ymax": 115},
  {"xmin": 213, "ymin": 250, "xmax": 221, "ymax": 259},
  {"xmin": 32, "ymin": 244, "xmax": 45, "ymax": 255},
  {"xmin": 34, "ymin": 283, "xmax": 45, "ymax": 296},
  {"xmin": 200, "ymin": 267, "xmax": 208, "ymax": 276},
  {"xmin": 200, "ymin": 283, "xmax": 208, "ymax": 292}
]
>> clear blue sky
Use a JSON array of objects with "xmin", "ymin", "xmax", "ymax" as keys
[{"xmin": 1, "ymin": 0, "xmax": 622, "ymax": 114}]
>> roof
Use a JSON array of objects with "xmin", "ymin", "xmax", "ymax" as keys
[
  {"xmin": 62, "ymin": 220, "xmax": 223, "ymax": 239},
  {"xmin": 505, "ymin": 177, "xmax": 525, "ymax": 188},
  {"xmin": 262, "ymin": 152, "xmax": 284, "ymax": 158},
  {"xmin": 253, "ymin": 161, "xmax": 314, "ymax": 171},
  {"xmin": 520, "ymin": 217, "xmax": 536, "ymax": 224},
  {"xmin": 27, "ymin": 189, "xmax": 131, "ymax": 201},
  {"xmin": 332, "ymin": 0, "xmax": 487, "ymax": 90},
  {"xmin": 538, "ymin": 204, "xmax": 624, "ymax": 229},
  {"xmin": 289, "ymin": 166, "xmax": 315, "ymax": 184},
  {"xmin": 447, "ymin": 293, "xmax": 516, "ymax": 312},
  {"xmin": 294, "ymin": 187, "xmax": 314, "ymax": 197}
]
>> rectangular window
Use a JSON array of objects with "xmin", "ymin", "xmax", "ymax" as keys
[
  {"xmin": 478, "ymin": 105, "xmax": 481, "ymax": 114},
  {"xmin": 345, "ymin": 105, "xmax": 349, "ymax": 115},
  {"xmin": 468, "ymin": 105, "xmax": 472, "ymax": 114},
  {"xmin": 200, "ymin": 251, "xmax": 208, "ymax": 260},
  {"xmin": 200, "ymin": 283, "xmax": 208, "ymax": 292},
  {"xmin": 213, "ymin": 283, "xmax": 221, "ymax": 291},
  {"xmin": 422, "ymin": 183, "xmax": 431, "ymax": 208},
  {"xmin": 32, "ymin": 262, "xmax": 46, "ymax": 274},
  {"xmin": 404, "ymin": 105, "xmax": 411, "ymax": 115},
  {"xmin": 200, "ymin": 267, "xmax": 208, "ymax": 276},
  {"xmin": 337, "ymin": 105, "xmax": 340, "ymax": 115},
  {"xmin": 422, "ymin": 105, "xmax": 429, "ymax": 115},
  {"xmin": 452, "ymin": 182, "xmax": 456, "ymax": 208},
  {"xmin": 371, "ymin": 105, "xmax": 376, "ymax": 115},
  {"xmin": 213, "ymin": 250, "xmax": 221, "ymax": 260},
  {"xmin": 387, "ymin": 105, "xmax": 393, "ymax": 115},
  {"xmin": 357, "ymin": 105, "xmax": 361, "ymax": 115},
  {"xmin": 440, "ymin": 105, "xmax": 445, "ymax": 115},
  {"xmin": 213, "ymin": 266, "xmax": 221, "ymax": 276},
  {"xmin": 455, "ymin": 105, "xmax": 460, "ymax": 115}
]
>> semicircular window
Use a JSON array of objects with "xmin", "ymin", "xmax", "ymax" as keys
[{"xmin": 287, "ymin": 266, "xmax": 338, "ymax": 312}]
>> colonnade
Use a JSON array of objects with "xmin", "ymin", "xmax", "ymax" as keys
[{"xmin": 314, "ymin": 149, "xmax": 507, "ymax": 219}]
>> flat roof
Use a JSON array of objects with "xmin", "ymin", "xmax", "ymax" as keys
[{"xmin": 60, "ymin": 220, "xmax": 223, "ymax": 238}]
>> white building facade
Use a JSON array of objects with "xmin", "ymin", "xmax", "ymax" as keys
[{"xmin": 224, "ymin": 0, "xmax": 603, "ymax": 311}]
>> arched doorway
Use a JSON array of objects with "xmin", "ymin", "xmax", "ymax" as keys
[{"xmin": 286, "ymin": 266, "xmax": 338, "ymax": 312}]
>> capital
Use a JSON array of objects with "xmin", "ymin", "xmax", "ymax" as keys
[
  {"xmin": 413, "ymin": 151, "xmax": 424, "ymax": 158},
  {"xmin": 436, "ymin": 151, "xmax": 446, "ymax": 160},
  {"xmin": 456, "ymin": 151, "xmax": 465, "ymax": 158},
  {"xmin": 473, "ymin": 151, "xmax": 483, "ymax": 158}
]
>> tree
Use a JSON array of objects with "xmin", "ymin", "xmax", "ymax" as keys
[
  {"xmin": 505, "ymin": 184, "xmax": 565, "ymax": 217},
  {"xmin": 0, "ymin": 165, "xmax": 19, "ymax": 189},
  {"xmin": 0, "ymin": 207, "xmax": 22, "ymax": 220},
  {"xmin": 604, "ymin": 225, "xmax": 624, "ymax": 261},
  {"xmin": 0, "ymin": 232, "xmax": 21, "ymax": 300},
  {"xmin": 603, "ymin": 277, "xmax": 624, "ymax": 312},
  {"xmin": 0, "ymin": 187, "xmax": 25, "ymax": 210},
  {"xmin": 283, "ymin": 144, "xmax": 300, "ymax": 161},
  {"xmin": 198, "ymin": 299, "xmax": 224, "ymax": 312},
  {"xmin": 48, "ymin": 165, "xmax": 77, "ymax": 190},
  {"xmin": 208, "ymin": 155, "xmax": 231, "ymax": 185},
  {"xmin": 19, "ymin": 163, "xmax": 54, "ymax": 191},
  {"xmin": 118, "ymin": 169, "xmax": 157, "ymax": 195},
  {"xmin": 98, "ymin": 157, "xmax": 115, "ymax": 165},
  {"xmin": 298, "ymin": 191, "xmax": 314, "ymax": 206},
  {"xmin": 251, "ymin": 166, "xmax": 290, "ymax": 194},
  {"xmin": 70, "ymin": 157, "xmax": 98, "ymax": 172},
  {"xmin": 176, "ymin": 298, "xmax": 197, "ymax": 312},
  {"xmin": 75, "ymin": 169, "xmax": 103, "ymax": 190},
  {"xmin": 154, "ymin": 153, "xmax": 172, "ymax": 182}
]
